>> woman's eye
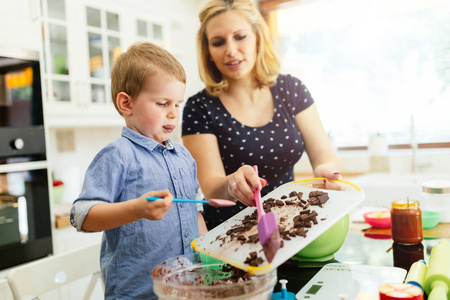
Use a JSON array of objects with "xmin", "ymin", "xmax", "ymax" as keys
[
  {"xmin": 235, "ymin": 34, "xmax": 246, "ymax": 41},
  {"xmin": 211, "ymin": 40, "xmax": 225, "ymax": 47}
]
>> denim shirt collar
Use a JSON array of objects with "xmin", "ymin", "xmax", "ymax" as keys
[{"xmin": 121, "ymin": 127, "xmax": 177, "ymax": 153}]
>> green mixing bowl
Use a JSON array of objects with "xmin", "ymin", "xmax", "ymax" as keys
[
  {"xmin": 293, "ymin": 214, "xmax": 349, "ymax": 262},
  {"xmin": 422, "ymin": 211, "xmax": 441, "ymax": 229}
]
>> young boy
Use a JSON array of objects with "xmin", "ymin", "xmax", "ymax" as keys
[{"xmin": 70, "ymin": 42, "xmax": 206, "ymax": 300}]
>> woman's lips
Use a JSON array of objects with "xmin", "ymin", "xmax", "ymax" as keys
[{"xmin": 226, "ymin": 59, "xmax": 243, "ymax": 70}]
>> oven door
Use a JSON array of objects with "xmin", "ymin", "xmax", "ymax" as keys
[{"xmin": 0, "ymin": 160, "xmax": 53, "ymax": 270}]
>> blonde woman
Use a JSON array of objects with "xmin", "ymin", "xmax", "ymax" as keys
[{"xmin": 182, "ymin": 0, "xmax": 342, "ymax": 230}]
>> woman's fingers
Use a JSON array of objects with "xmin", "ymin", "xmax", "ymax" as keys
[
  {"xmin": 323, "ymin": 179, "xmax": 344, "ymax": 191},
  {"xmin": 228, "ymin": 165, "xmax": 261, "ymax": 207}
]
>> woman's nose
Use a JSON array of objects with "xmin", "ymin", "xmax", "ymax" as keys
[{"xmin": 225, "ymin": 41, "xmax": 238, "ymax": 56}]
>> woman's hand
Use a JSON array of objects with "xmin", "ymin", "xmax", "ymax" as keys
[
  {"xmin": 227, "ymin": 165, "xmax": 267, "ymax": 207},
  {"xmin": 313, "ymin": 164, "xmax": 344, "ymax": 191}
]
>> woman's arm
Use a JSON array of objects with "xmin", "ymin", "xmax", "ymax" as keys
[
  {"xmin": 198, "ymin": 212, "xmax": 208, "ymax": 236},
  {"xmin": 183, "ymin": 134, "xmax": 261, "ymax": 206},
  {"xmin": 296, "ymin": 103, "xmax": 343, "ymax": 189}
]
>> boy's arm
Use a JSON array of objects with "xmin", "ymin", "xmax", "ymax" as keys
[
  {"xmin": 81, "ymin": 190, "xmax": 173, "ymax": 232},
  {"xmin": 197, "ymin": 212, "xmax": 208, "ymax": 236}
]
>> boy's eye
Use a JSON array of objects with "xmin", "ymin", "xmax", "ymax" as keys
[{"xmin": 157, "ymin": 102, "xmax": 167, "ymax": 106}]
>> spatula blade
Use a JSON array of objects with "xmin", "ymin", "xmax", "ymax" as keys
[
  {"xmin": 207, "ymin": 199, "xmax": 237, "ymax": 207},
  {"xmin": 258, "ymin": 211, "xmax": 281, "ymax": 263}
]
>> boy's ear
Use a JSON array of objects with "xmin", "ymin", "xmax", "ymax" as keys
[{"xmin": 116, "ymin": 92, "xmax": 132, "ymax": 116}]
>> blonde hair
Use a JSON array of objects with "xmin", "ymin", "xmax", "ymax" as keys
[
  {"xmin": 111, "ymin": 42, "xmax": 186, "ymax": 115},
  {"xmin": 197, "ymin": 0, "xmax": 280, "ymax": 96}
]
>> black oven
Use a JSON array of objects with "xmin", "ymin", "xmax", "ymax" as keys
[{"xmin": 0, "ymin": 47, "xmax": 53, "ymax": 270}]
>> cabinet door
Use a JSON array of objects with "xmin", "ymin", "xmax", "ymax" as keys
[
  {"xmin": 84, "ymin": 5, "xmax": 121, "ymax": 108},
  {"xmin": 41, "ymin": 0, "xmax": 74, "ymax": 110},
  {"xmin": 42, "ymin": 0, "xmax": 124, "ymax": 126}
]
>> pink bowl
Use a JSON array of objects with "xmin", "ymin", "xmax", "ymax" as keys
[{"xmin": 363, "ymin": 211, "xmax": 391, "ymax": 228}]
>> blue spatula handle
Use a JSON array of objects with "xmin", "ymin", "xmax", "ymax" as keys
[{"xmin": 146, "ymin": 197, "xmax": 209, "ymax": 204}]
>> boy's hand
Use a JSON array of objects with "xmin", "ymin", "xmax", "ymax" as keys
[{"xmin": 139, "ymin": 190, "xmax": 173, "ymax": 220}]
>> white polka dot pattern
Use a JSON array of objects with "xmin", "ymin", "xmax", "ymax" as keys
[{"xmin": 182, "ymin": 74, "xmax": 314, "ymax": 229}]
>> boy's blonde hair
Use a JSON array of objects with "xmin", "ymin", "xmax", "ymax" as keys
[
  {"xmin": 111, "ymin": 42, "xmax": 186, "ymax": 115},
  {"xmin": 197, "ymin": 0, "xmax": 280, "ymax": 97}
]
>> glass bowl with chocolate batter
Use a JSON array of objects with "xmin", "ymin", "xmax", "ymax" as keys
[{"xmin": 151, "ymin": 253, "xmax": 277, "ymax": 300}]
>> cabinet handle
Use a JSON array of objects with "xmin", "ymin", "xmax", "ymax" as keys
[{"xmin": 29, "ymin": 0, "xmax": 41, "ymax": 21}]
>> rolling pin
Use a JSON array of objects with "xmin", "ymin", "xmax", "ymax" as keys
[
  {"xmin": 405, "ymin": 260, "xmax": 427, "ymax": 291},
  {"xmin": 424, "ymin": 240, "xmax": 450, "ymax": 300}
]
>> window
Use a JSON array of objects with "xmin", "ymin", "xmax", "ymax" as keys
[{"xmin": 265, "ymin": 0, "xmax": 450, "ymax": 149}]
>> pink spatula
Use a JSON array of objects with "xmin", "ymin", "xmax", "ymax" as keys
[
  {"xmin": 253, "ymin": 165, "xmax": 281, "ymax": 263},
  {"xmin": 146, "ymin": 197, "xmax": 236, "ymax": 207}
]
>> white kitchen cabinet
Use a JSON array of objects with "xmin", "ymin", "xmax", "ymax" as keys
[
  {"xmin": 40, "ymin": 0, "xmax": 180, "ymax": 128},
  {"xmin": 41, "ymin": 0, "xmax": 124, "ymax": 127},
  {"xmin": 0, "ymin": 0, "xmax": 41, "ymax": 52}
]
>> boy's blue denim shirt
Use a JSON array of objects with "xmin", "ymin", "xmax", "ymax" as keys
[{"xmin": 71, "ymin": 127, "xmax": 200, "ymax": 299}]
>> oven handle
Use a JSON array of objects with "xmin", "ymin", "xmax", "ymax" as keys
[{"xmin": 0, "ymin": 161, "xmax": 48, "ymax": 173}]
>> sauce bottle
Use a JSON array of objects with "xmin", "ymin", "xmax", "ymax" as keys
[
  {"xmin": 392, "ymin": 242, "xmax": 424, "ymax": 271},
  {"xmin": 390, "ymin": 200, "xmax": 423, "ymax": 245}
]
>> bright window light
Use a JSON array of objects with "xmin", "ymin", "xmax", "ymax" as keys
[{"xmin": 269, "ymin": 0, "xmax": 450, "ymax": 149}]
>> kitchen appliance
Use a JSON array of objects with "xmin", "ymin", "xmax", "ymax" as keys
[
  {"xmin": 296, "ymin": 263, "xmax": 407, "ymax": 299},
  {"xmin": 0, "ymin": 46, "xmax": 53, "ymax": 270},
  {"xmin": 191, "ymin": 179, "xmax": 365, "ymax": 275}
]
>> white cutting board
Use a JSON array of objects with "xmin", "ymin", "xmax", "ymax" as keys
[
  {"xmin": 296, "ymin": 263, "xmax": 407, "ymax": 299},
  {"xmin": 192, "ymin": 179, "xmax": 365, "ymax": 275}
]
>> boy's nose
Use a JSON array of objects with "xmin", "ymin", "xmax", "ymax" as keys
[{"xmin": 168, "ymin": 107, "xmax": 178, "ymax": 119}]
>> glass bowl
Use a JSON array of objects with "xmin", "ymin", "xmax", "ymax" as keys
[{"xmin": 151, "ymin": 253, "xmax": 277, "ymax": 300}]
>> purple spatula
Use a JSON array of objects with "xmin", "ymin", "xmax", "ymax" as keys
[{"xmin": 253, "ymin": 165, "xmax": 281, "ymax": 263}]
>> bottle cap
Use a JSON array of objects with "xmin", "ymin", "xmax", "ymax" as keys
[
  {"xmin": 271, "ymin": 279, "xmax": 296, "ymax": 300},
  {"xmin": 422, "ymin": 180, "xmax": 450, "ymax": 194}
]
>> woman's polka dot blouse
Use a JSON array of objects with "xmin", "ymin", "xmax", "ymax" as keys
[{"xmin": 182, "ymin": 74, "xmax": 314, "ymax": 229}]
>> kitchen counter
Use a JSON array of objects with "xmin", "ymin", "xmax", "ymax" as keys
[{"xmin": 275, "ymin": 220, "xmax": 448, "ymax": 298}]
